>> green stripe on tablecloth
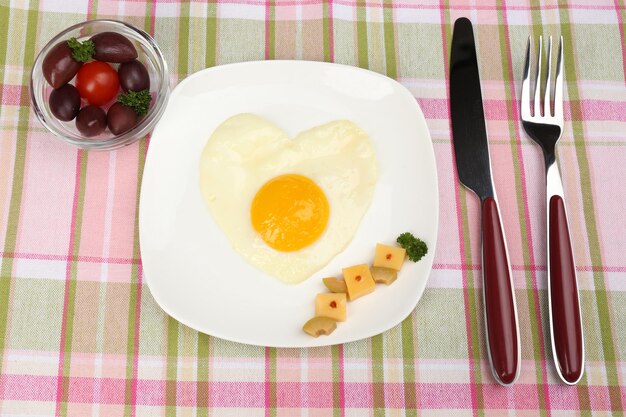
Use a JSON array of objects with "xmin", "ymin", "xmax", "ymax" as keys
[
  {"xmin": 197, "ymin": 4, "xmax": 217, "ymax": 414},
  {"xmin": 197, "ymin": 335, "xmax": 210, "ymax": 414},
  {"xmin": 123, "ymin": 142, "xmax": 147, "ymax": 417},
  {"xmin": 322, "ymin": 0, "xmax": 332, "ymax": 62},
  {"xmin": 267, "ymin": 0, "xmax": 275, "ymax": 60},
  {"xmin": 356, "ymin": 0, "xmax": 368, "ymax": 69},
  {"xmin": 0, "ymin": 5, "xmax": 10, "ymax": 107},
  {"xmin": 165, "ymin": 317, "xmax": 179, "ymax": 415},
  {"xmin": 465, "ymin": 262, "xmax": 484, "ymax": 414},
  {"xmin": 401, "ymin": 317, "xmax": 417, "ymax": 415},
  {"xmin": 0, "ymin": 0, "xmax": 38, "ymax": 379},
  {"xmin": 331, "ymin": 345, "xmax": 342, "ymax": 417},
  {"xmin": 89, "ymin": 0, "xmax": 99, "ymax": 17},
  {"xmin": 144, "ymin": 0, "xmax": 152, "ymax": 24},
  {"xmin": 59, "ymin": 151, "xmax": 88, "ymax": 417},
  {"xmin": 496, "ymin": 4, "xmax": 549, "ymax": 413},
  {"xmin": 0, "ymin": 3, "xmax": 13, "ymax": 376},
  {"xmin": 559, "ymin": 6, "xmax": 624, "ymax": 416},
  {"xmin": 371, "ymin": 334, "xmax": 385, "ymax": 416},
  {"xmin": 383, "ymin": 0, "xmax": 396, "ymax": 79},
  {"xmin": 206, "ymin": 0, "xmax": 218, "ymax": 67},
  {"xmin": 267, "ymin": 347, "xmax": 277, "ymax": 417},
  {"xmin": 178, "ymin": 1, "xmax": 191, "ymax": 78}
]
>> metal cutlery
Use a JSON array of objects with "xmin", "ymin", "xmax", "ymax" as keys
[
  {"xmin": 521, "ymin": 35, "xmax": 585, "ymax": 385},
  {"xmin": 450, "ymin": 17, "xmax": 521, "ymax": 386}
]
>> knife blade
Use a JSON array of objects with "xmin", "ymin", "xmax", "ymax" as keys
[{"xmin": 450, "ymin": 17, "xmax": 521, "ymax": 386}]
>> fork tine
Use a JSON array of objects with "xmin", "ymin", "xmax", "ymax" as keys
[
  {"xmin": 534, "ymin": 36, "xmax": 543, "ymax": 117},
  {"xmin": 553, "ymin": 36, "xmax": 564, "ymax": 121},
  {"xmin": 521, "ymin": 36, "xmax": 532, "ymax": 120},
  {"xmin": 544, "ymin": 36, "xmax": 553, "ymax": 117}
]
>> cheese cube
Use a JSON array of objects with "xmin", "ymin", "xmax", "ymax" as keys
[
  {"xmin": 315, "ymin": 293, "xmax": 347, "ymax": 321},
  {"xmin": 342, "ymin": 264, "xmax": 375, "ymax": 300},
  {"xmin": 373, "ymin": 243, "xmax": 406, "ymax": 270}
]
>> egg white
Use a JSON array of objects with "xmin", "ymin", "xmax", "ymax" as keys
[{"xmin": 199, "ymin": 113, "xmax": 378, "ymax": 284}]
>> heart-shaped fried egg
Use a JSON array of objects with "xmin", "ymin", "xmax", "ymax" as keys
[{"xmin": 199, "ymin": 114, "xmax": 378, "ymax": 284}]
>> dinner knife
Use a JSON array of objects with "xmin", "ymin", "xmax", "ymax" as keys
[{"xmin": 449, "ymin": 17, "xmax": 521, "ymax": 386}]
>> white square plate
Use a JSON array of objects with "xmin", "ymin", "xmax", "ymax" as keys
[{"xmin": 139, "ymin": 61, "xmax": 438, "ymax": 347}]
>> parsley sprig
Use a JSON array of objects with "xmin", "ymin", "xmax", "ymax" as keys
[
  {"xmin": 67, "ymin": 37, "xmax": 95, "ymax": 63},
  {"xmin": 396, "ymin": 232, "xmax": 428, "ymax": 262},
  {"xmin": 118, "ymin": 89, "xmax": 152, "ymax": 117}
]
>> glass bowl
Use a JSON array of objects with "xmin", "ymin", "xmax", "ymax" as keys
[{"xmin": 30, "ymin": 19, "xmax": 170, "ymax": 150}]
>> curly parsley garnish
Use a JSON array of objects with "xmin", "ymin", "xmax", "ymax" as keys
[
  {"xmin": 67, "ymin": 37, "xmax": 95, "ymax": 63},
  {"xmin": 396, "ymin": 232, "xmax": 428, "ymax": 262},
  {"xmin": 118, "ymin": 89, "xmax": 152, "ymax": 117}
]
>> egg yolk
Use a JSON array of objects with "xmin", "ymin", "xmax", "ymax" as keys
[{"xmin": 251, "ymin": 174, "xmax": 329, "ymax": 252}]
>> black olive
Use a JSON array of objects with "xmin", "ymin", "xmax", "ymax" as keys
[
  {"xmin": 49, "ymin": 84, "xmax": 81, "ymax": 121},
  {"xmin": 91, "ymin": 32, "xmax": 138, "ymax": 63},
  {"xmin": 118, "ymin": 60, "xmax": 150, "ymax": 92},
  {"xmin": 76, "ymin": 105, "xmax": 107, "ymax": 137},
  {"xmin": 42, "ymin": 41, "xmax": 82, "ymax": 88},
  {"xmin": 107, "ymin": 102, "xmax": 138, "ymax": 135}
]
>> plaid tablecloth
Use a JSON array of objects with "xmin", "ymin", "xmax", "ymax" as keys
[{"xmin": 1, "ymin": 0, "xmax": 625, "ymax": 416}]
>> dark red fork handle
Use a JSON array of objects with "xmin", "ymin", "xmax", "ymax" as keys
[
  {"xmin": 482, "ymin": 197, "xmax": 520, "ymax": 385},
  {"xmin": 549, "ymin": 195, "xmax": 584, "ymax": 384}
]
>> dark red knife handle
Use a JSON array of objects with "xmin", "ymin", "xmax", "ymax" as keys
[
  {"xmin": 482, "ymin": 197, "xmax": 519, "ymax": 385},
  {"xmin": 549, "ymin": 195, "xmax": 584, "ymax": 384}
]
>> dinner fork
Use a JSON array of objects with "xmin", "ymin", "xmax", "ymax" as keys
[{"xmin": 521, "ymin": 36, "xmax": 584, "ymax": 384}]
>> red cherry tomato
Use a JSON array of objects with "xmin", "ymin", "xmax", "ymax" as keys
[{"xmin": 75, "ymin": 61, "xmax": 120, "ymax": 106}]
